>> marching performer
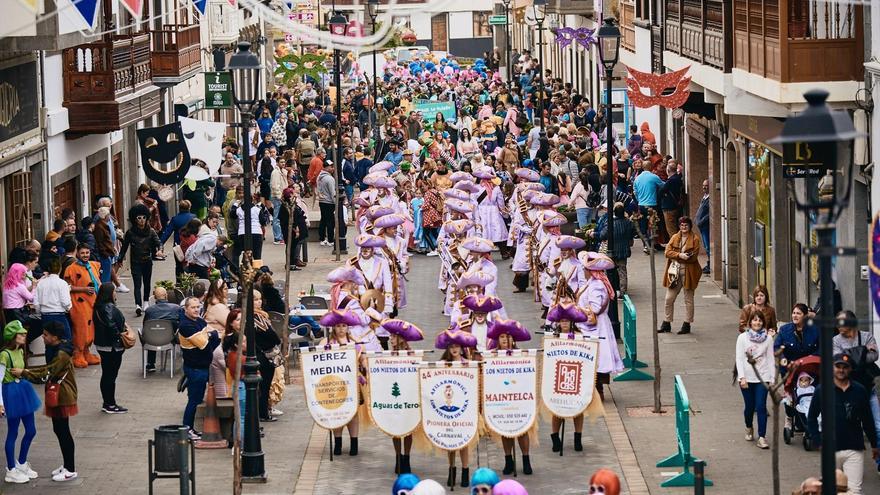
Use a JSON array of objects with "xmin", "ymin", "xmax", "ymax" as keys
[
  {"xmin": 550, "ymin": 235, "xmax": 587, "ymax": 306},
  {"xmin": 327, "ymin": 266, "xmax": 384, "ymax": 352},
  {"xmin": 447, "ymin": 269, "xmax": 494, "ymax": 318},
  {"xmin": 380, "ymin": 318, "xmax": 425, "ymax": 474},
  {"xmin": 348, "ymin": 234, "xmax": 394, "ymax": 349},
  {"xmin": 362, "ymin": 205, "xmax": 395, "ymax": 235},
  {"xmin": 318, "ymin": 309, "xmax": 367, "ymax": 456},
  {"xmin": 487, "ymin": 319, "xmax": 534, "ymax": 475},
  {"xmin": 435, "ymin": 328, "xmax": 479, "ymax": 489},
  {"xmin": 471, "ymin": 166, "xmax": 510, "ymax": 255},
  {"xmin": 454, "ymin": 294, "xmax": 503, "ymax": 353},
  {"xmin": 536, "ymin": 211, "xmax": 566, "ymax": 315},
  {"xmin": 546, "ymin": 302, "xmax": 594, "ymax": 453},
  {"xmin": 510, "ymin": 188, "xmax": 542, "ymax": 294},
  {"xmin": 437, "ymin": 218, "xmax": 474, "ymax": 296},
  {"xmin": 461, "ymin": 237, "xmax": 500, "ymax": 300},
  {"xmin": 577, "ymin": 251, "xmax": 625, "ymax": 400},
  {"xmin": 374, "ymin": 214, "xmax": 410, "ymax": 313}
]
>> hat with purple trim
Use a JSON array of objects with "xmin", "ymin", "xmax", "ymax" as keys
[
  {"xmin": 450, "ymin": 171, "xmax": 475, "ymax": 184},
  {"xmin": 443, "ymin": 219, "xmax": 474, "ymax": 236},
  {"xmin": 355, "ymin": 234, "xmax": 386, "ymax": 248},
  {"xmin": 546, "ymin": 302, "xmax": 589, "ymax": 323},
  {"xmin": 461, "ymin": 295, "xmax": 503, "ymax": 313},
  {"xmin": 446, "ymin": 198, "xmax": 474, "ymax": 214},
  {"xmin": 472, "ymin": 167, "xmax": 496, "ymax": 180},
  {"xmin": 578, "ymin": 251, "xmax": 615, "ymax": 271},
  {"xmin": 457, "ymin": 270, "xmax": 495, "ymax": 289},
  {"xmin": 374, "ymin": 213, "xmax": 406, "ymax": 229},
  {"xmin": 487, "ymin": 319, "xmax": 531, "ymax": 342},
  {"xmin": 367, "ymin": 205, "xmax": 396, "ymax": 219},
  {"xmin": 369, "ymin": 161, "xmax": 394, "ymax": 173},
  {"xmin": 453, "ymin": 180, "xmax": 480, "ymax": 193},
  {"xmin": 327, "ymin": 265, "xmax": 366, "ymax": 286},
  {"xmin": 435, "ymin": 328, "xmax": 478, "ymax": 349},
  {"xmin": 556, "ymin": 235, "xmax": 586, "ymax": 250},
  {"xmin": 443, "ymin": 188, "xmax": 471, "ymax": 201},
  {"xmin": 461, "ymin": 237, "xmax": 493, "ymax": 253},
  {"xmin": 381, "ymin": 319, "xmax": 425, "ymax": 342},
  {"xmin": 515, "ymin": 168, "xmax": 540, "ymax": 182},
  {"xmin": 540, "ymin": 211, "xmax": 567, "ymax": 227},
  {"xmin": 532, "ymin": 193, "xmax": 560, "ymax": 207},
  {"xmin": 363, "ymin": 172, "xmax": 388, "ymax": 186},
  {"xmin": 373, "ymin": 176, "xmax": 397, "ymax": 189},
  {"xmin": 319, "ymin": 309, "xmax": 362, "ymax": 327}
]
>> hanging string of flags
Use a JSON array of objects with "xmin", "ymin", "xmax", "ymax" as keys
[{"xmin": 15, "ymin": 0, "xmax": 238, "ymax": 29}]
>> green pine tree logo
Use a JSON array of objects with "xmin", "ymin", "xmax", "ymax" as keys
[{"xmin": 391, "ymin": 382, "xmax": 401, "ymax": 398}]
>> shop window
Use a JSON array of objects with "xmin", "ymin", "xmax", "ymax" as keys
[{"xmin": 473, "ymin": 11, "xmax": 492, "ymax": 38}]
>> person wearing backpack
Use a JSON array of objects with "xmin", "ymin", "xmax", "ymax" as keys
[{"xmin": 503, "ymin": 102, "xmax": 525, "ymax": 140}]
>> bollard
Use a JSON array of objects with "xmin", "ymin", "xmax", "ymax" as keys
[
  {"xmin": 694, "ymin": 460, "xmax": 706, "ymax": 495},
  {"xmin": 656, "ymin": 376, "xmax": 713, "ymax": 487},
  {"xmin": 614, "ymin": 295, "xmax": 653, "ymax": 381},
  {"xmin": 178, "ymin": 427, "xmax": 190, "ymax": 495}
]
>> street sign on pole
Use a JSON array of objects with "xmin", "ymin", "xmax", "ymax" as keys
[
  {"xmin": 489, "ymin": 15, "xmax": 508, "ymax": 25},
  {"xmin": 204, "ymin": 71, "xmax": 233, "ymax": 109}
]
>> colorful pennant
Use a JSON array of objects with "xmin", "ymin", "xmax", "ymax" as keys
[
  {"xmin": 192, "ymin": 0, "xmax": 208, "ymax": 15},
  {"xmin": 16, "ymin": 0, "xmax": 40, "ymax": 12},
  {"xmin": 119, "ymin": 0, "xmax": 144, "ymax": 18},
  {"xmin": 67, "ymin": 0, "xmax": 100, "ymax": 28},
  {"xmin": 625, "ymin": 65, "xmax": 692, "ymax": 109}
]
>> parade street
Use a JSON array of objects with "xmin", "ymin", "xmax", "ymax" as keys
[{"xmin": 3, "ymin": 241, "xmax": 878, "ymax": 494}]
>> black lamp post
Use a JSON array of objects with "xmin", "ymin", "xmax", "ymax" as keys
[
  {"xmin": 532, "ymin": 0, "xmax": 546, "ymax": 131},
  {"xmin": 770, "ymin": 89, "xmax": 863, "ymax": 495},
  {"xmin": 502, "ymin": 0, "xmax": 511, "ymax": 84},
  {"xmin": 330, "ymin": 11, "xmax": 348, "ymax": 262},
  {"xmin": 228, "ymin": 41, "xmax": 266, "ymax": 483},
  {"xmin": 367, "ymin": 0, "xmax": 380, "ymax": 154},
  {"xmin": 597, "ymin": 17, "xmax": 621, "ymax": 337}
]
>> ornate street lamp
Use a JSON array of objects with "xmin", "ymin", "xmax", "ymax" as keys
[
  {"xmin": 228, "ymin": 40, "xmax": 266, "ymax": 483},
  {"xmin": 367, "ymin": 0, "xmax": 380, "ymax": 154},
  {"xmin": 329, "ymin": 12, "xmax": 348, "ymax": 261},
  {"xmin": 501, "ymin": 0, "xmax": 511, "ymax": 84},
  {"xmin": 770, "ymin": 89, "xmax": 863, "ymax": 495},
  {"xmin": 533, "ymin": 0, "xmax": 546, "ymax": 131}
]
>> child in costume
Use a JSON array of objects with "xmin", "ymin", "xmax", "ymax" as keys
[
  {"xmin": 1, "ymin": 321, "xmax": 41, "ymax": 484},
  {"xmin": 454, "ymin": 295, "xmax": 503, "ymax": 355},
  {"xmin": 382, "ymin": 319, "xmax": 425, "ymax": 475},
  {"xmin": 319, "ymin": 309, "xmax": 365, "ymax": 456},
  {"xmin": 546, "ymin": 303, "xmax": 593, "ymax": 453},
  {"xmin": 435, "ymin": 328, "xmax": 478, "ymax": 489}
]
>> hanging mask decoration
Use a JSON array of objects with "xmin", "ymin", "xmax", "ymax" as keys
[
  {"xmin": 137, "ymin": 122, "xmax": 191, "ymax": 185},
  {"xmin": 554, "ymin": 27, "xmax": 597, "ymax": 49},
  {"xmin": 870, "ymin": 213, "xmax": 880, "ymax": 319},
  {"xmin": 625, "ymin": 65, "xmax": 692, "ymax": 109}
]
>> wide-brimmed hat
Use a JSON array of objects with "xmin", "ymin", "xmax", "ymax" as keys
[
  {"xmin": 367, "ymin": 205, "xmax": 396, "ymax": 219},
  {"xmin": 319, "ymin": 309, "xmax": 362, "ymax": 327},
  {"xmin": 578, "ymin": 251, "xmax": 615, "ymax": 271},
  {"xmin": 518, "ymin": 182, "xmax": 545, "ymax": 192},
  {"xmin": 327, "ymin": 266, "xmax": 366, "ymax": 286},
  {"xmin": 363, "ymin": 172, "xmax": 388, "ymax": 186},
  {"xmin": 443, "ymin": 188, "xmax": 471, "ymax": 201},
  {"xmin": 521, "ymin": 189, "xmax": 540, "ymax": 202},
  {"xmin": 487, "ymin": 319, "xmax": 531, "ymax": 342},
  {"xmin": 381, "ymin": 319, "xmax": 425, "ymax": 342},
  {"xmin": 435, "ymin": 328, "xmax": 478, "ymax": 349},
  {"xmin": 373, "ymin": 176, "xmax": 397, "ymax": 189},
  {"xmin": 446, "ymin": 199, "xmax": 474, "ymax": 214},
  {"xmin": 457, "ymin": 270, "xmax": 495, "ymax": 289},
  {"xmin": 557, "ymin": 235, "xmax": 586, "ymax": 250},
  {"xmin": 461, "ymin": 237, "xmax": 493, "ymax": 253},
  {"xmin": 515, "ymin": 168, "xmax": 540, "ymax": 182},
  {"xmin": 547, "ymin": 303, "xmax": 589, "ymax": 323},
  {"xmin": 472, "ymin": 167, "xmax": 495, "ymax": 180},
  {"xmin": 453, "ymin": 180, "xmax": 480, "ymax": 194},
  {"xmin": 374, "ymin": 213, "xmax": 406, "ymax": 229},
  {"xmin": 532, "ymin": 193, "xmax": 560, "ymax": 207},
  {"xmin": 355, "ymin": 234, "xmax": 386, "ymax": 248},
  {"xmin": 540, "ymin": 211, "xmax": 567, "ymax": 227},
  {"xmin": 461, "ymin": 295, "xmax": 503, "ymax": 313},
  {"xmin": 369, "ymin": 161, "xmax": 394, "ymax": 173},
  {"xmin": 450, "ymin": 171, "xmax": 475, "ymax": 184},
  {"xmin": 443, "ymin": 219, "xmax": 474, "ymax": 236}
]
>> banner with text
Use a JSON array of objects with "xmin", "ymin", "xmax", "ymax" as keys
[
  {"xmin": 419, "ymin": 363, "xmax": 479, "ymax": 451},
  {"xmin": 481, "ymin": 351, "xmax": 538, "ymax": 438},
  {"xmin": 301, "ymin": 347, "xmax": 359, "ymax": 429},
  {"xmin": 541, "ymin": 337, "xmax": 599, "ymax": 418},
  {"xmin": 367, "ymin": 353, "xmax": 423, "ymax": 438},
  {"xmin": 413, "ymin": 99, "xmax": 456, "ymax": 122}
]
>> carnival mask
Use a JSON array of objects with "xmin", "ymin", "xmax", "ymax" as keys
[{"xmin": 137, "ymin": 122, "xmax": 191, "ymax": 184}]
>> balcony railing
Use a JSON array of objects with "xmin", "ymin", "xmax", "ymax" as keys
[
  {"xmin": 620, "ymin": 1, "xmax": 636, "ymax": 52},
  {"xmin": 208, "ymin": 2, "xmax": 244, "ymax": 45},
  {"xmin": 62, "ymin": 33, "xmax": 160, "ymax": 133},
  {"xmin": 733, "ymin": 0, "xmax": 863, "ymax": 82},
  {"xmin": 665, "ymin": 1, "xmax": 729, "ymax": 71},
  {"xmin": 545, "ymin": 0, "xmax": 594, "ymax": 16},
  {"xmin": 151, "ymin": 24, "xmax": 202, "ymax": 81}
]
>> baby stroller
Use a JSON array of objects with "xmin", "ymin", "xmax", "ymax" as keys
[{"xmin": 782, "ymin": 355, "xmax": 820, "ymax": 450}]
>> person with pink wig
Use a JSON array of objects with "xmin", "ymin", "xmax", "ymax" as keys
[{"xmin": 2, "ymin": 264, "xmax": 34, "ymax": 331}]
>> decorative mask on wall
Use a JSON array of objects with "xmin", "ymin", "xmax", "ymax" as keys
[
  {"xmin": 554, "ymin": 27, "xmax": 597, "ymax": 49},
  {"xmin": 137, "ymin": 122, "xmax": 191, "ymax": 185},
  {"xmin": 625, "ymin": 65, "xmax": 691, "ymax": 109}
]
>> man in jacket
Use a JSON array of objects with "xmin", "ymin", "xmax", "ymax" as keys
[
  {"xmin": 160, "ymin": 200, "xmax": 197, "ymax": 246},
  {"xmin": 595, "ymin": 203, "xmax": 635, "ymax": 294},
  {"xmin": 142, "ymin": 287, "xmax": 181, "ymax": 372},
  {"xmin": 354, "ymin": 146, "xmax": 373, "ymax": 191},
  {"xmin": 270, "ymin": 160, "xmax": 288, "ymax": 244},
  {"xmin": 218, "ymin": 153, "xmax": 243, "ymax": 207},
  {"xmin": 185, "ymin": 232, "xmax": 226, "ymax": 279},
  {"xmin": 179, "ymin": 297, "xmax": 220, "ymax": 438},
  {"xmin": 307, "ymin": 148, "xmax": 327, "ymax": 194},
  {"xmin": 659, "ymin": 163, "xmax": 684, "ymax": 241},
  {"xmin": 694, "ymin": 179, "xmax": 710, "ymax": 274},
  {"xmin": 317, "ymin": 161, "xmax": 337, "ymax": 246}
]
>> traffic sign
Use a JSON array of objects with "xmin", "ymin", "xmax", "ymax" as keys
[
  {"xmin": 489, "ymin": 15, "xmax": 508, "ymax": 25},
  {"xmin": 204, "ymin": 71, "xmax": 232, "ymax": 109}
]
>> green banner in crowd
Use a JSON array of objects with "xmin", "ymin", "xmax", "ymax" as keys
[{"xmin": 413, "ymin": 99, "xmax": 456, "ymax": 122}]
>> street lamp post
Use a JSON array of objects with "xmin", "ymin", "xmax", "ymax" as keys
[
  {"xmin": 502, "ymin": 0, "xmax": 511, "ymax": 85},
  {"xmin": 330, "ymin": 12, "xmax": 348, "ymax": 262},
  {"xmin": 597, "ymin": 17, "xmax": 621, "ymax": 337},
  {"xmin": 228, "ymin": 41, "xmax": 266, "ymax": 483},
  {"xmin": 770, "ymin": 89, "xmax": 863, "ymax": 495},
  {"xmin": 533, "ymin": 0, "xmax": 546, "ymax": 131},
  {"xmin": 367, "ymin": 0, "xmax": 379, "ymax": 154}
]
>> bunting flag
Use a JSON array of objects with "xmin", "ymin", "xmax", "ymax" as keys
[
  {"xmin": 68, "ymin": 0, "xmax": 100, "ymax": 29},
  {"xmin": 192, "ymin": 0, "xmax": 208, "ymax": 15},
  {"xmin": 16, "ymin": 0, "xmax": 40, "ymax": 12},
  {"xmin": 119, "ymin": 0, "xmax": 144, "ymax": 18},
  {"xmin": 227, "ymin": 0, "xmax": 238, "ymax": 6}
]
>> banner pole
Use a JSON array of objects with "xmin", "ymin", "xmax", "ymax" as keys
[{"xmin": 559, "ymin": 420, "xmax": 565, "ymax": 457}]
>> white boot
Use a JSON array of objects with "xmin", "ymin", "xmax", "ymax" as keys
[{"xmin": 15, "ymin": 461, "xmax": 37, "ymax": 479}]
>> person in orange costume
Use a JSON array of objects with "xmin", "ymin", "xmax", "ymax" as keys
[{"xmin": 63, "ymin": 244, "xmax": 102, "ymax": 368}]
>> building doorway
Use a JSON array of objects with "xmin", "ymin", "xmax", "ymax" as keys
[
  {"xmin": 53, "ymin": 177, "xmax": 80, "ymax": 221},
  {"xmin": 431, "ymin": 14, "xmax": 448, "ymax": 52},
  {"xmin": 725, "ymin": 142, "xmax": 740, "ymax": 302}
]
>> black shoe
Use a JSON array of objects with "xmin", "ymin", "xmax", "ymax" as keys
[
  {"xmin": 333, "ymin": 436, "xmax": 342, "ymax": 456},
  {"xmin": 677, "ymin": 322, "xmax": 691, "ymax": 335},
  {"xmin": 658, "ymin": 321, "xmax": 672, "ymax": 333},
  {"xmin": 460, "ymin": 467, "xmax": 469, "ymax": 487},
  {"xmin": 145, "ymin": 365, "xmax": 157, "ymax": 373},
  {"xmin": 702, "ymin": 265, "xmax": 711, "ymax": 274},
  {"xmin": 260, "ymin": 416, "xmax": 278, "ymax": 422},
  {"xmin": 502, "ymin": 455, "xmax": 515, "ymax": 475},
  {"xmin": 394, "ymin": 455, "xmax": 400, "ymax": 474},
  {"xmin": 522, "ymin": 455, "xmax": 533, "ymax": 475},
  {"xmin": 447, "ymin": 466, "xmax": 456, "ymax": 488},
  {"xmin": 400, "ymin": 454, "xmax": 411, "ymax": 474},
  {"xmin": 574, "ymin": 432, "xmax": 583, "ymax": 452},
  {"xmin": 550, "ymin": 433, "xmax": 562, "ymax": 452},
  {"xmin": 349, "ymin": 437, "xmax": 358, "ymax": 456},
  {"xmin": 289, "ymin": 266, "xmax": 301, "ymax": 271}
]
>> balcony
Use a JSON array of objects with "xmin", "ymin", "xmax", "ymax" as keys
[
  {"xmin": 545, "ymin": 0, "xmax": 594, "ymax": 16},
  {"xmin": 62, "ymin": 34, "xmax": 161, "ymax": 134},
  {"xmin": 151, "ymin": 24, "xmax": 202, "ymax": 86},
  {"xmin": 207, "ymin": 1, "xmax": 244, "ymax": 46},
  {"xmin": 733, "ymin": 0, "xmax": 864, "ymax": 83},
  {"xmin": 620, "ymin": 1, "xmax": 636, "ymax": 52},
  {"xmin": 665, "ymin": 1, "xmax": 730, "ymax": 71}
]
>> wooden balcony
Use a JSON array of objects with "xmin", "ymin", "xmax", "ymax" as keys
[
  {"xmin": 665, "ymin": 1, "xmax": 730, "ymax": 71},
  {"xmin": 545, "ymin": 0, "xmax": 594, "ymax": 16},
  {"xmin": 733, "ymin": 0, "xmax": 863, "ymax": 83},
  {"xmin": 620, "ymin": 1, "xmax": 636, "ymax": 52},
  {"xmin": 207, "ymin": 1, "xmax": 244, "ymax": 45},
  {"xmin": 62, "ymin": 34, "xmax": 161, "ymax": 134},
  {"xmin": 151, "ymin": 24, "xmax": 202, "ymax": 86}
]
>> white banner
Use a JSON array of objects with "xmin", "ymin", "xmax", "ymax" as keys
[
  {"xmin": 541, "ymin": 337, "xmax": 600, "ymax": 418},
  {"xmin": 367, "ymin": 353, "xmax": 423, "ymax": 438},
  {"xmin": 481, "ymin": 351, "xmax": 538, "ymax": 438},
  {"xmin": 179, "ymin": 117, "xmax": 226, "ymax": 175},
  {"xmin": 419, "ymin": 363, "xmax": 480, "ymax": 451},
  {"xmin": 300, "ymin": 347, "xmax": 359, "ymax": 429}
]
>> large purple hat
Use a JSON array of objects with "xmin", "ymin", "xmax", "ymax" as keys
[
  {"xmin": 487, "ymin": 319, "xmax": 531, "ymax": 342},
  {"xmin": 518, "ymin": 182, "xmax": 545, "ymax": 192},
  {"xmin": 462, "ymin": 295, "xmax": 503, "ymax": 313},
  {"xmin": 515, "ymin": 168, "xmax": 540, "ymax": 182},
  {"xmin": 457, "ymin": 270, "xmax": 495, "ymax": 289},
  {"xmin": 541, "ymin": 211, "xmax": 567, "ymax": 227},
  {"xmin": 521, "ymin": 189, "xmax": 540, "ymax": 202},
  {"xmin": 363, "ymin": 172, "xmax": 388, "ymax": 186},
  {"xmin": 443, "ymin": 188, "xmax": 471, "ymax": 201},
  {"xmin": 381, "ymin": 319, "xmax": 425, "ymax": 342},
  {"xmin": 355, "ymin": 234, "xmax": 386, "ymax": 248},
  {"xmin": 446, "ymin": 199, "xmax": 474, "ymax": 214},
  {"xmin": 532, "ymin": 193, "xmax": 560, "ymax": 207},
  {"xmin": 352, "ymin": 196, "xmax": 371, "ymax": 208},
  {"xmin": 450, "ymin": 171, "xmax": 474, "ymax": 184},
  {"xmin": 443, "ymin": 219, "xmax": 474, "ymax": 236},
  {"xmin": 374, "ymin": 213, "xmax": 406, "ymax": 229},
  {"xmin": 373, "ymin": 176, "xmax": 397, "ymax": 189},
  {"xmin": 435, "ymin": 328, "xmax": 479, "ymax": 349},
  {"xmin": 367, "ymin": 205, "xmax": 396, "ymax": 219},
  {"xmin": 369, "ymin": 161, "xmax": 394, "ymax": 173},
  {"xmin": 327, "ymin": 266, "xmax": 366, "ymax": 286},
  {"xmin": 461, "ymin": 237, "xmax": 493, "ymax": 253},
  {"xmin": 556, "ymin": 235, "xmax": 586, "ymax": 250},
  {"xmin": 453, "ymin": 180, "xmax": 480, "ymax": 193},
  {"xmin": 547, "ymin": 302, "xmax": 589, "ymax": 323},
  {"xmin": 579, "ymin": 251, "xmax": 615, "ymax": 271},
  {"xmin": 319, "ymin": 309, "xmax": 362, "ymax": 327},
  {"xmin": 472, "ymin": 167, "xmax": 496, "ymax": 180}
]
